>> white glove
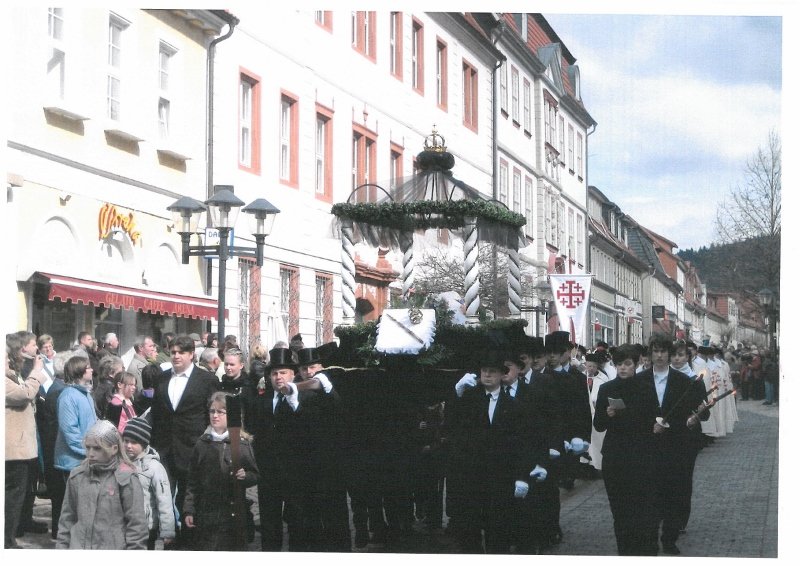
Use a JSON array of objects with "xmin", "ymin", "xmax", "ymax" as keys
[
  {"xmin": 314, "ymin": 372, "xmax": 334, "ymax": 394},
  {"xmin": 570, "ymin": 437, "xmax": 589, "ymax": 454},
  {"xmin": 514, "ymin": 480, "xmax": 529, "ymax": 499},
  {"xmin": 284, "ymin": 382, "xmax": 300, "ymax": 410},
  {"xmin": 529, "ymin": 465, "xmax": 548, "ymax": 481},
  {"xmin": 564, "ymin": 440, "xmax": 572, "ymax": 452},
  {"xmin": 549, "ymin": 448, "xmax": 561, "ymax": 459},
  {"xmin": 455, "ymin": 373, "xmax": 478, "ymax": 397}
]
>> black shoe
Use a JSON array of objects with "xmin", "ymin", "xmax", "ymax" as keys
[
  {"xmin": 354, "ymin": 530, "xmax": 368, "ymax": 549},
  {"xmin": 762, "ymin": 401, "xmax": 773, "ymax": 405},
  {"xmin": 662, "ymin": 543, "xmax": 680, "ymax": 555}
]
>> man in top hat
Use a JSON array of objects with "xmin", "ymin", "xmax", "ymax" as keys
[
  {"xmin": 293, "ymin": 344, "xmax": 351, "ymax": 552},
  {"xmin": 445, "ymin": 350, "xmax": 530, "ymax": 554},
  {"xmin": 243, "ymin": 347, "xmax": 321, "ymax": 551},
  {"xmin": 544, "ymin": 331, "xmax": 592, "ymax": 492}
]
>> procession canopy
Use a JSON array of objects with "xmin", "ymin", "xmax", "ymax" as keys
[{"xmin": 331, "ymin": 127, "xmax": 525, "ymax": 251}]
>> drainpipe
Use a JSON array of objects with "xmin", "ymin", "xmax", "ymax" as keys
[
  {"xmin": 489, "ymin": 20, "xmax": 506, "ymax": 201},
  {"xmin": 207, "ymin": 11, "xmax": 239, "ymax": 199},
  {"xmin": 205, "ymin": 11, "xmax": 239, "ymax": 302}
]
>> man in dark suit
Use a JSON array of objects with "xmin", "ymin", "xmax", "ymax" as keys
[
  {"xmin": 594, "ymin": 344, "xmax": 659, "ymax": 556},
  {"xmin": 445, "ymin": 351, "xmax": 529, "ymax": 554},
  {"xmin": 636, "ymin": 333, "xmax": 708, "ymax": 555},
  {"xmin": 294, "ymin": 345, "xmax": 351, "ymax": 552},
  {"xmin": 150, "ymin": 334, "xmax": 220, "ymax": 549},
  {"xmin": 498, "ymin": 351, "xmax": 554, "ymax": 554},
  {"xmin": 544, "ymin": 331, "xmax": 592, "ymax": 491},
  {"xmin": 243, "ymin": 347, "xmax": 320, "ymax": 551}
]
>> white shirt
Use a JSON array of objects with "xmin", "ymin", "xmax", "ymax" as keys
[
  {"xmin": 272, "ymin": 382, "xmax": 299, "ymax": 413},
  {"xmin": 523, "ymin": 368, "xmax": 533, "ymax": 384},
  {"xmin": 653, "ymin": 368, "xmax": 669, "ymax": 407},
  {"xmin": 486, "ymin": 389, "xmax": 500, "ymax": 423},
  {"xmin": 168, "ymin": 364, "xmax": 195, "ymax": 409},
  {"xmin": 504, "ymin": 381, "xmax": 518, "ymax": 398}
]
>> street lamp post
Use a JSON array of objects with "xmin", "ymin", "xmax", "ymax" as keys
[
  {"xmin": 520, "ymin": 300, "xmax": 550, "ymax": 337},
  {"xmin": 757, "ymin": 287, "xmax": 777, "ymax": 355},
  {"xmin": 168, "ymin": 185, "xmax": 280, "ymax": 345}
]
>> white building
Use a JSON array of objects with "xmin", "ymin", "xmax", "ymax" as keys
[
  {"xmin": 210, "ymin": 10, "xmax": 502, "ymax": 345},
  {"xmin": 6, "ymin": 7, "xmax": 231, "ymax": 352},
  {"xmin": 469, "ymin": 13, "xmax": 595, "ymax": 336}
]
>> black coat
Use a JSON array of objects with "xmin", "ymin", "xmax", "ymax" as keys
[
  {"xmin": 549, "ymin": 366, "xmax": 593, "ymax": 442},
  {"xmin": 243, "ymin": 386, "xmax": 322, "ymax": 492},
  {"xmin": 593, "ymin": 376, "xmax": 655, "ymax": 459},
  {"xmin": 635, "ymin": 367, "xmax": 708, "ymax": 456},
  {"xmin": 37, "ymin": 378, "xmax": 66, "ymax": 468},
  {"xmin": 182, "ymin": 430, "xmax": 259, "ymax": 528},
  {"xmin": 150, "ymin": 366, "xmax": 221, "ymax": 477},
  {"xmin": 447, "ymin": 386, "xmax": 528, "ymax": 491}
]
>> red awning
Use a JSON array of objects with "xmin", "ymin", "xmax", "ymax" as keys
[{"xmin": 39, "ymin": 273, "xmax": 224, "ymax": 320}]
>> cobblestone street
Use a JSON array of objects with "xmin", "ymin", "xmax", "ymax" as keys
[{"xmin": 12, "ymin": 399, "xmax": 779, "ymax": 557}]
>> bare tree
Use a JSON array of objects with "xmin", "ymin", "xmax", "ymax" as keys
[{"xmin": 714, "ymin": 129, "xmax": 781, "ymax": 293}]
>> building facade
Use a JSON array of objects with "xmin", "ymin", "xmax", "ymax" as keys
[{"xmin": 7, "ymin": 8, "xmax": 229, "ymax": 354}]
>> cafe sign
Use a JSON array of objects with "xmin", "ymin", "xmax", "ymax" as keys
[{"xmin": 98, "ymin": 203, "xmax": 141, "ymax": 245}]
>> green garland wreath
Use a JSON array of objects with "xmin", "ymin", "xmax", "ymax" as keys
[{"xmin": 332, "ymin": 200, "xmax": 526, "ymax": 232}]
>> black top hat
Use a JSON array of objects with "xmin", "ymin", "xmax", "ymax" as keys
[
  {"xmin": 544, "ymin": 331, "xmax": 571, "ymax": 353},
  {"xmin": 317, "ymin": 341, "xmax": 339, "ymax": 362},
  {"xmin": 267, "ymin": 348, "xmax": 297, "ymax": 371},
  {"xmin": 585, "ymin": 352, "xmax": 606, "ymax": 364},
  {"xmin": 296, "ymin": 347, "xmax": 321, "ymax": 367},
  {"xmin": 517, "ymin": 335, "xmax": 545, "ymax": 357},
  {"xmin": 477, "ymin": 350, "xmax": 509, "ymax": 372}
]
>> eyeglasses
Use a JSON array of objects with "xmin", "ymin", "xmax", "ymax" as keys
[{"xmin": 208, "ymin": 409, "xmax": 227, "ymax": 416}]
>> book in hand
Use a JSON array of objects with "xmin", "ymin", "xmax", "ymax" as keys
[{"xmin": 608, "ymin": 397, "xmax": 626, "ymax": 410}]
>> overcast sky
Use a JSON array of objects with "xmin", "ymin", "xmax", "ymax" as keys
[{"xmin": 541, "ymin": 8, "xmax": 784, "ymax": 251}]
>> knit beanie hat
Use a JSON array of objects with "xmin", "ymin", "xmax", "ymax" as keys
[{"xmin": 123, "ymin": 416, "xmax": 152, "ymax": 447}]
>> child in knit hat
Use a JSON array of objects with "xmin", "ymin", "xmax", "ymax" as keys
[{"xmin": 123, "ymin": 416, "xmax": 176, "ymax": 550}]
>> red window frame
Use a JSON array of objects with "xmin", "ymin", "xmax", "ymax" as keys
[
  {"xmin": 463, "ymin": 59, "xmax": 478, "ymax": 131},
  {"xmin": 436, "ymin": 37, "xmax": 448, "ymax": 110},
  {"xmin": 352, "ymin": 11, "xmax": 376, "ymax": 61},
  {"xmin": 390, "ymin": 12, "xmax": 403, "ymax": 80},
  {"xmin": 412, "ymin": 18, "xmax": 424, "ymax": 95},
  {"xmin": 353, "ymin": 123, "xmax": 377, "ymax": 203},
  {"xmin": 279, "ymin": 90, "xmax": 299, "ymax": 188},
  {"xmin": 238, "ymin": 68, "xmax": 261, "ymax": 174},
  {"xmin": 315, "ymin": 103, "xmax": 334, "ymax": 203}
]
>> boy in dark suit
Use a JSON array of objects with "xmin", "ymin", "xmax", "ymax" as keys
[
  {"xmin": 636, "ymin": 333, "xmax": 708, "ymax": 555},
  {"xmin": 150, "ymin": 334, "xmax": 220, "ymax": 549}
]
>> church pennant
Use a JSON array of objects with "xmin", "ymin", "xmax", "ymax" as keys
[{"xmin": 549, "ymin": 273, "xmax": 594, "ymax": 346}]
